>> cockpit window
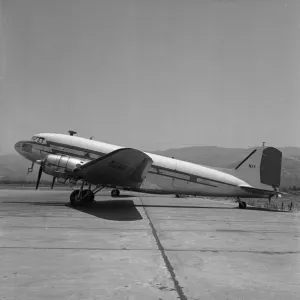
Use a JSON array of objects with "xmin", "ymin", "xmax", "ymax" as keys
[{"xmin": 31, "ymin": 136, "xmax": 46, "ymax": 144}]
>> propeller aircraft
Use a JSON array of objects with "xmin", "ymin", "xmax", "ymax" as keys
[{"xmin": 14, "ymin": 132, "xmax": 282, "ymax": 209}]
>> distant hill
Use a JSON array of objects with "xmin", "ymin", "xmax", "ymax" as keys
[
  {"xmin": 0, "ymin": 154, "xmax": 52, "ymax": 182},
  {"xmin": 153, "ymin": 146, "xmax": 255, "ymax": 168},
  {"xmin": 1, "ymin": 146, "xmax": 300, "ymax": 188},
  {"xmin": 152, "ymin": 146, "xmax": 300, "ymax": 188}
]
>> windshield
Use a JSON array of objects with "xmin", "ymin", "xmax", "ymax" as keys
[{"xmin": 31, "ymin": 136, "xmax": 46, "ymax": 144}]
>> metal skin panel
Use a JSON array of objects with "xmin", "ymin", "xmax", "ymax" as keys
[{"xmin": 42, "ymin": 154, "xmax": 87, "ymax": 178}]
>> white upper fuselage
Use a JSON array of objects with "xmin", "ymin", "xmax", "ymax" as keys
[{"xmin": 15, "ymin": 133, "xmax": 253, "ymax": 197}]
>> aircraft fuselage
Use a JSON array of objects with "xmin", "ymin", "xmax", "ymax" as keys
[{"xmin": 14, "ymin": 133, "xmax": 265, "ymax": 198}]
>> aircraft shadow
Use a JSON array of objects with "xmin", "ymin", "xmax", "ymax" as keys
[
  {"xmin": 111, "ymin": 194, "xmax": 139, "ymax": 198},
  {"xmin": 70, "ymin": 200, "xmax": 143, "ymax": 221},
  {"xmin": 2, "ymin": 200, "xmax": 143, "ymax": 221},
  {"xmin": 135, "ymin": 204, "xmax": 235, "ymax": 210}
]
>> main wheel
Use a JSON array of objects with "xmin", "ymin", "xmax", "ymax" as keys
[
  {"xmin": 111, "ymin": 189, "xmax": 120, "ymax": 197},
  {"xmin": 70, "ymin": 189, "xmax": 81, "ymax": 206},
  {"xmin": 238, "ymin": 201, "xmax": 247, "ymax": 209}
]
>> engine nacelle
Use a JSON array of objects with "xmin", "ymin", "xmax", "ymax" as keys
[{"xmin": 42, "ymin": 154, "xmax": 88, "ymax": 178}]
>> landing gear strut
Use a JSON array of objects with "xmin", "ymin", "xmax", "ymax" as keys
[{"xmin": 237, "ymin": 197, "xmax": 247, "ymax": 209}]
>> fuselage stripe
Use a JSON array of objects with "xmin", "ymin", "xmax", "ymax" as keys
[{"xmin": 148, "ymin": 171, "xmax": 218, "ymax": 187}]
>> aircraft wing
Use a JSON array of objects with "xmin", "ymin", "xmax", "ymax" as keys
[{"xmin": 73, "ymin": 148, "xmax": 153, "ymax": 187}]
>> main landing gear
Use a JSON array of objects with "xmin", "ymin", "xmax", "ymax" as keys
[
  {"xmin": 237, "ymin": 197, "xmax": 247, "ymax": 209},
  {"xmin": 70, "ymin": 189, "xmax": 95, "ymax": 206},
  {"xmin": 68, "ymin": 183, "xmax": 121, "ymax": 207},
  {"xmin": 69, "ymin": 183, "xmax": 104, "ymax": 207}
]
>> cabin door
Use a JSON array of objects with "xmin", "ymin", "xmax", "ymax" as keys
[{"xmin": 172, "ymin": 166, "xmax": 190, "ymax": 191}]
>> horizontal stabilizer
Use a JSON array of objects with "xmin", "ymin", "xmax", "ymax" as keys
[
  {"xmin": 74, "ymin": 148, "xmax": 153, "ymax": 187},
  {"xmin": 239, "ymin": 185, "xmax": 279, "ymax": 196}
]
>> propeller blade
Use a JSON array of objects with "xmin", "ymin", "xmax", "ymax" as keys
[
  {"xmin": 36, "ymin": 163, "xmax": 43, "ymax": 190},
  {"xmin": 51, "ymin": 177, "xmax": 56, "ymax": 189}
]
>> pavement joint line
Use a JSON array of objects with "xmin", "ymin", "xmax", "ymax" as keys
[
  {"xmin": 3, "ymin": 226, "xmax": 297, "ymax": 234},
  {"xmin": 0, "ymin": 247, "xmax": 158, "ymax": 250},
  {"xmin": 139, "ymin": 197, "xmax": 188, "ymax": 300},
  {"xmin": 0, "ymin": 247, "xmax": 299, "ymax": 254}
]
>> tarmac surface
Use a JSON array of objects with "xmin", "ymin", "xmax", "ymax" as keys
[{"xmin": 0, "ymin": 189, "xmax": 299, "ymax": 300}]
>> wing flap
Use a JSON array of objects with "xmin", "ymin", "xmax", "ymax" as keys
[{"xmin": 74, "ymin": 148, "xmax": 153, "ymax": 187}]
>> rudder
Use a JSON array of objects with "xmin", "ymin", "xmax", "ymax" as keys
[{"xmin": 260, "ymin": 147, "xmax": 282, "ymax": 188}]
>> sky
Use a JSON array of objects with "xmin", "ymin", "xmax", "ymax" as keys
[{"xmin": 0, "ymin": 0, "xmax": 300, "ymax": 153}]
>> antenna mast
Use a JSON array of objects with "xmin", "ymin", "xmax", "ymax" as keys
[{"xmin": 68, "ymin": 130, "xmax": 77, "ymax": 136}]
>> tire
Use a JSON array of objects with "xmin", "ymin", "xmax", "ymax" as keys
[
  {"xmin": 239, "ymin": 201, "xmax": 247, "ymax": 209},
  {"xmin": 70, "ymin": 189, "xmax": 81, "ymax": 206},
  {"xmin": 111, "ymin": 189, "xmax": 120, "ymax": 197},
  {"xmin": 70, "ymin": 189, "xmax": 94, "ymax": 206}
]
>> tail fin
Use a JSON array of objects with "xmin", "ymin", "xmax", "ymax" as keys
[{"xmin": 234, "ymin": 147, "xmax": 282, "ymax": 190}]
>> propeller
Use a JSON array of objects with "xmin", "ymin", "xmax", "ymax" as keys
[
  {"xmin": 36, "ymin": 163, "xmax": 43, "ymax": 190},
  {"xmin": 51, "ymin": 177, "xmax": 56, "ymax": 189},
  {"xmin": 35, "ymin": 159, "xmax": 44, "ymax": 190}
]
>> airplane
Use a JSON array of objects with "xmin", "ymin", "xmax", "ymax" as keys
[{"xmin": 14, "ymin": 132, "xmax": 282, "ymax": 209}]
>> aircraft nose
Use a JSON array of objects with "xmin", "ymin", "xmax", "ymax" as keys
[{"xmin": 14, "ymin": 141, "xmax": 22, "ymax": 154}]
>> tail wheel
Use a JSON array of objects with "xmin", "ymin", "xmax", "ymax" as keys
[{"xmin": 239, "ymin": 201, "xmax": 247, "ymax": 209}]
